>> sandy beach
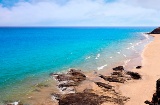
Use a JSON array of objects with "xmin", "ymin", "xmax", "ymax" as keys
[{"xmin": 120, "ymin": 34, "xmax": 160, "ymax": 105}]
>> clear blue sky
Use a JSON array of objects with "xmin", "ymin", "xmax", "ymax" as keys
[{"xmin": 0, "ymin": 0, "xmax": 159, "ymax": 26}]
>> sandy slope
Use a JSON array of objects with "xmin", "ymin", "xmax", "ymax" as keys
[{"xmin": 120, "ymin": 34, "xmax": 160, "ymax": 105}]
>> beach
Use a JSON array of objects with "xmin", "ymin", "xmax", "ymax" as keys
[
  {"xmin": 47, "ymin": 33, "xmax": 160, "ymax": 105},
  {"xmin": 0, "ymin": 27, "xmax": 156, "ymax": 105},
  {"xmin": 119, "ymin": 34, "xmax": 160, "ymax": 104}
]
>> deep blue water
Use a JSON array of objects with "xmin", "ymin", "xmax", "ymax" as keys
[{"xmin": 0, "ymin": 27, "xmax": 154, "ymax": 102}]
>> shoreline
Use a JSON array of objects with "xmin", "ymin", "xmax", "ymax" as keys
[
  {"xmin": 23, "ymin": 34, "xmax": 152, "ymax": 105},
  {"xmin": 119, "ymin": 34, "xmax": 160, "ymax": 104},
  {"xmin": 4, "ymin": 33, "xmax": 154, "ymax": 105}
]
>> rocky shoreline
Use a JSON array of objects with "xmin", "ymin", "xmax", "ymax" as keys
[
  {"xmin": 5, "ymin": 27, "xmax": 160, "ymax": 105},
  {"xmin": 50, "ymin": 67, "xmax": 141, "ymax": 105}
]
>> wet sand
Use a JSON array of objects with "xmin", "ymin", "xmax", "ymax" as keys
[{"xmin": 120, "ymin": 34, "xmax": 160, "ymax": 105}]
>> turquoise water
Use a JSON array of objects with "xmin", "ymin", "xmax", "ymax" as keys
[{"xmin": 0, "ymin": 27, "xmax": 154, "ymax": 102}]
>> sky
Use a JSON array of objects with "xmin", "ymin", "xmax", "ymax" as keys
[{"xmin": 0, "ymin": 0, "xmax": 160, "ymax": 26}]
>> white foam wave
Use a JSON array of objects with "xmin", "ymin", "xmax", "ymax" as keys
[
  {"xmin": 95, "ymin": 54, "xmax": 100, "ymax": 59},
  {"xmin": 123, "ymin": 59, "xmax": 131, "ymax": 67},
  {"xmin": 110, "ymin": 56, "xmax": 112, "ymax": 58},
  {"xmin": 142, "ymin": 33, "xmax": 149, "ymax": 39},
  {"xmin": 123, "ymin": 54, "xmax": 126, "ymax": 57},
  {"xmin": 97, "ymin": 64, "xmax": 107, "ymax": 70},
  {"xmin": 126, "ymin": 47, "xmax": 130, "ymax": 49},
  {"xmin": 117, "ymin": 52, "xmax": 120, "ymax": 54},
  {"xmin": 86, "ymin": 56, "xmax": 91, "ymax": 59}
]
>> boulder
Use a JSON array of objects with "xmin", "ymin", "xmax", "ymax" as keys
[
  {"xmin": 113, "ymin": 66, "xmax": 124, "ymax": 71},
  {"xmin": 95, "ymin": 82, "xmax": 113, "ymax": 89},
  {"xmin": 111, "ymin": 71, "xmax": 123, "ymax": 77},
  {"xmin": 51, "ymin": 69, "xmax": 86, "ymax": 91},
  {"xmin": 126, "ymin": 71, "xmax": 141, "ymax": 79},
  {"xmin": 52, "ymin": 92, "xmax": 129, "ymax": 105},
  {"xmin": 52, "ymin": 69, "xmax": 86, "ymax": 83},
  {"xmin": 156, "ymin": 78, "xmax": 160, "ymax": 91},
  {"xmin": 136, "ymin": 66, "xmax": 142, "ymax": 69},
  {"xmin": 150, "ymin": 27, "xmax": 160, "ymax": 34},
  {"xmin": 52, "ymin": 93, "xmax": 110, "ymax": 105},
  {"xmin": 99, "ymin": 75, "xmax": 126, "ymax": 83}
]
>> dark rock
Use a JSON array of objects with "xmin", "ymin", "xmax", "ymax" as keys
[
  {"xmin": 126, "ymin": 71, "xmax": 141, "ymax": 79},
  {"xmin": 152, "ymin": 93, "xmax": 158, "ymax": 104},
  {"xmin": 58, "ymin": 82, "xmax": 77, "ymax": 88},
  {"xmin": 150, "ymin": 27, "xmax": 160, "ymax": 34},
  {"xmin": 111, "ymin": 71, "xmax": 123, "ymax": 77},
  {"xmin": 136, "ymin": 66, "xmax": 142, "ymax": 69},
  {"xmin": 113, "ymin": 66, "xmax": 124, "ymax": 71},
  {"xmin": 54, "ymin": 92, "xmax": 129, "ymax": 105},
  {"xmin": 99, "ymin": 75, "xmax": 126, "ymax": 83},
  {"xmin": 58, "ymin": 93, "xmax": 109, "ymax": 105},
  {"xmin": 53, "ymin": 69, "xmax": 86, "ymax": 83},
  {"xmin": 51, "ymin": 93, "xmax": 61, "ymax": 100},
  {"xmin": 144, "ymin": 100, "xmax": 152, "ymax": 104},
  {"xmin": 156, "ymin": 78, "xmax": 160, "ymax": 91},
  {"xmin": 51, "ymin": 69, "xmax": 86, "ymax": 90},
  {"xmin": 95, "ymin": 82, "xmax": 113, "ymax": 89}
]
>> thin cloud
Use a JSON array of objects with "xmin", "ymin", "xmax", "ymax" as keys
[{"xmin": 0, "ymin": 0, "xmax": 160, "ymax": 26}]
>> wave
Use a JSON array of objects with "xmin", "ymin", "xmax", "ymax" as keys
[
  {"xmin": 97, "ymin": 64, "xmax": 108, "ymax": 70},
  {"xmin": 123, "ymin": 59, "xmax": 131, "ymax": 67},
  {"xmin": 95, "ymin": 54, "xmax": 100, "ymax": 59},
  {"xmin": 86, "ymin": 56, "xmax": 91, "ymax": 59},
  {"xmin": 117, "ymin": 52, "xmax": 121, "ymax": 54}
]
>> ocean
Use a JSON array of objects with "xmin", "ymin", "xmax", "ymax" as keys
[{"xmin": 0, "ymin": 27, "xmax": 154, "ymax": 103}]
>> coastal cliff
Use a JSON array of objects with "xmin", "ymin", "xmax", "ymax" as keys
[{"xmin": 150, "ymin": 27, "xmax": 160, "ymax": 34}]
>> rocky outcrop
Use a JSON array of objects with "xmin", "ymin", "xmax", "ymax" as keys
[
  {"xmin": 95, "ymin": 82, "xmax": 113, "ymax": 89},
  {"xmin": 150, "ymin": 27, "xmax": 160, "ymax": 34},
  {"xmin": 52, "ymin": 92, "xmax": 129, "ymax": 105},
  {"xmin": 113, "ymin": 66, "xmax": 124, "ymax": 71},
  {"xmin": 145, "ymin": 78, "xmax": 160, "ymax": 104},
  {"xmin": 126, "ymin": 71, "xmax": 141, "ymax": 79},
  {"xmin": 136, "ymin": 66, "xmax": 142, "ymax": 69},
  {"xmin": 99, "ymin": 74, "xmax": 126, "ymax": 83},
  {"xmin": 51, "ymin": 69, "xmax": 86, "ymax": 83},
  {"xmin": 50, "ymin": 69, "xmax": 86, "ymax": 93}
]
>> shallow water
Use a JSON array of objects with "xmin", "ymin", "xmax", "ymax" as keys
[{"xmin": 0, "ymin": 27, "xmax": 154, "ymax": 103}]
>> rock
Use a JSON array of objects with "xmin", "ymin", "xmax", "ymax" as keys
[
  {"xmin": 58, "ymin": 81, "xmax": 77, "ymax": 88},
  {"xmin": 150, "ymin": 27, "xmax": 160, "ymax": 34},
  {"xmin": 53, "ymin": 92, "xmax": 129, "ymax": 105},
  {"xmin": 95, "ymin": 82, "xmax": 113, "ymax": 89},
  {"xmin": 156, "ymin": 78, "xmax": 160, "ymax": 91},
  {"xmin": 151, "ymin": 93, "xmax": 158, "ymax": 104},
  {"xmin": 52, "ymin": 69, "xmax": 86, "ymax": 83},
  {"xmin": 113, "ymin": 66, "xmax": 124, "ymax": 71},
  {"xmin": 99, "ymin": 75, "xmax": 126, "ymax": 83},
  {"xmin": 53, "ymin": 93, "xmax": 106, "ymax": 105},
  {"xmin": 51, "ymin": 93, "xmax": 61, "ymax": 100},
  {"xmin": 144, "ymin": 100, "xmax": 152, "ymax": 104},
  {"xmin": 57, "ymin": 93, "xmax": 110, "ymax": 105},
  {"xmin": 136, "ymin": 66, "xmax": 142, "ymax": 69},
  {"xmin": 126, "ymin": 71, "xmax": 141, "ymax": 79},
  {"xmin": 111, "ymin": 71, "xmax": 123, "ymax": 77},
  {"xmin": 51, "ymin": 69, "xmax": 86, "ymax": 93}
]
